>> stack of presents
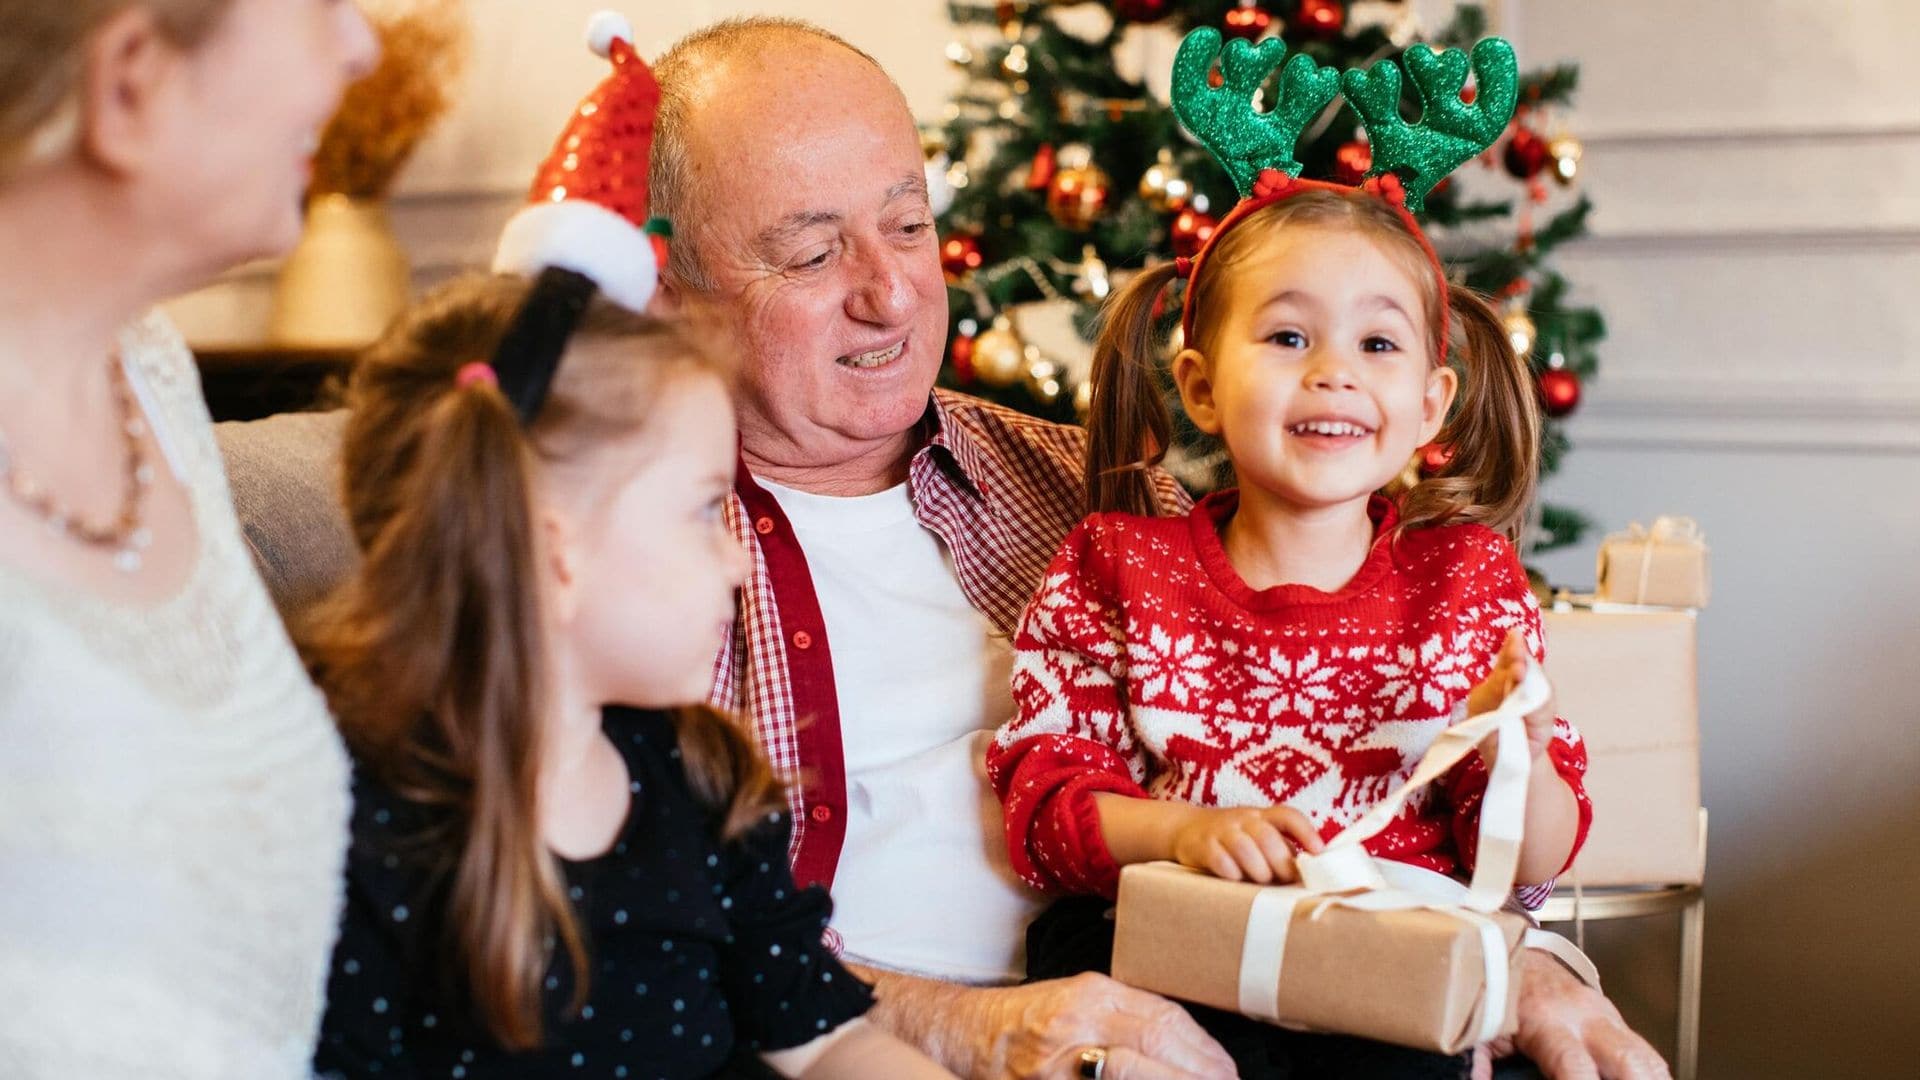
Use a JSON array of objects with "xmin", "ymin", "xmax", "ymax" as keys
[{"xmin": 1108, "ymin": 517, "xmax": 1712, "ymax": 1056}]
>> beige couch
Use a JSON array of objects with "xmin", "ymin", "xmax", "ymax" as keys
[{"xmin": 213, "ymin": 410, "xmax": 355, "ymax": 623}]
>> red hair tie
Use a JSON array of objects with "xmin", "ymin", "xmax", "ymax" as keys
[
  {"xmin": 455, "ymin": 361, "xmax": 498, "ymax": 389},
  {"xmin": 1173, "ymin": 257, "xmax": 1194, "ymax": 279}
]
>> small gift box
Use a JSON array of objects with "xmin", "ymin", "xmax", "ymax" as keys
[
  {"xmin": 1112, "ymin": 668, "xmax": 1556, "ymax": 1053},
  {"xmin": 1595, "ymin": 517, "xmax": 1710, "ymax": 609},
  {"xmin": 1544, "ymin": 605, "xmax": 1705, "ymax": 887}
]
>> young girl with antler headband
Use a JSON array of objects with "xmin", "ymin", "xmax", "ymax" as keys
[
  {"xmin": 989, "ymin": 27, "xmax": 1594, "ymax": 1078},
  {"xmin": 307, "ymin": 16, "xmax": 950, "ymax": 1079}
]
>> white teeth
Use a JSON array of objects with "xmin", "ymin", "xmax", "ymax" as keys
[
  {"xmin": 838, "ymin": 341, "xmax": 905, "ymax": 369},
  {"xmin": 1290, "ymin": 420, "xmax": 1371, "ymax": 437}
]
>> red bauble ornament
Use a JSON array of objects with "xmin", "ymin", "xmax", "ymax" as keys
[
  {"xmin": 949, "ymin": 332, "xmax": 976, "ymax": 383},
  {"xmin": 1539, "ymin": 367, "xmax": 1582, "ymax": 417},
  {"xmin": 1170, "ymin": 206, "xmax": 1218, "ymax": 258},
  {"xmin": 1026, "ymin": 142, "xmax": 1058, "ymax": 192},
  {"xmin": 1113, "ymin": 0, "xmax": 1173, "ymax": 22},
  {"xmin": 1504, "ymin": 126, "xmax": 1550, "ymax": 180},
  {"xmin": 940, "ymin": 233, "xmax": 984, "ymax": 279},
  {"xmin": 1296, "ymin": 0, "xmax": 1346, "ymax": 39},
  {"xmin": 1222, "ymin": 2, "xmax": 1273, "ymax": 41},
  {"xmin": 1332, "ymin": 139, "xmax": 1372, "ymax": 185},
  {"xmin": 1419, "ymin": 441, "xmax": 1455, "ymax": 476}
]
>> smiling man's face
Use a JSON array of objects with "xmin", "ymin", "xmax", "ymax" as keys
[{"xmin": 672, "ymin": 35, "xmax": 948, "ymax": 482}]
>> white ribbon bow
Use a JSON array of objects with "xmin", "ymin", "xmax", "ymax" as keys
[{"xmin": 1233, "ymin": 663, "xmax": 1551, "ymax": 1045}]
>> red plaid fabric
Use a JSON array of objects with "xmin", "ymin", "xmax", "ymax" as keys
[{"xmin": 708, "ymin": 389, "xmax": 1186, "ymax": 890}]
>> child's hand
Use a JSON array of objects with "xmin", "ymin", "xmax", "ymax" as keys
[
  {"xmin": 1466, "ymin": 629, "xmax": 1558, "ymax": 760},
  {"xmin": 1170, "ymin": 805, "xmax": 1324, "ymax": 884}
]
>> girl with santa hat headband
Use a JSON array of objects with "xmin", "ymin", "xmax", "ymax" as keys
[{"xmin": 307, "ymin": 14, "xmax": 950, "ymax": 1080}]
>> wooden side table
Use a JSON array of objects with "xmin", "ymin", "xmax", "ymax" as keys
[
  {"xmin": 193, "ymin": 345, "xmax": 355, "ymax": 422},
  {"xmin": 1537, "ymin": 811, "xmax": 1708, "ymax": 1080}
]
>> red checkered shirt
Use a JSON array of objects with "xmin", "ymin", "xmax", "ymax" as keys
[{"xmin": 707, "ymin": 389, "xmax": 1187, "ymax": 892}]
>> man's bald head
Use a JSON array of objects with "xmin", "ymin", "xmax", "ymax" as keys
[{"xmin": 651, "ymin": 18, "xmax": 904, "ymax": 291}]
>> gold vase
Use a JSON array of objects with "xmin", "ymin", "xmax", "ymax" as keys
[{"xmin": 269, "ymin": 194, "xmax": 411, "ymax": 349}]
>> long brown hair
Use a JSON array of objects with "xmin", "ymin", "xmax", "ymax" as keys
[
  {"xmin": 1084, "ymin": 188, "xmax": 1540, "ymax": 539},
  {"xmin": 305, "ymin": 273, "xmax": 781, "ymax": 1050}
]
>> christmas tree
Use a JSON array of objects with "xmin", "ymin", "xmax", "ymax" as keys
[{"xmin": 929, "ymin": 0, "xmax": 1602, "ymax": 555}]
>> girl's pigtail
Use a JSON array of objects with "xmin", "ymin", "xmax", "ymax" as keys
[
  {"xmin": 1084, "ymin": 261, "xmax": 1182, "ymax": 517},
  {"xmin": 1399, "ymin": 283, "xmax": 1542, "ymax": 541}
]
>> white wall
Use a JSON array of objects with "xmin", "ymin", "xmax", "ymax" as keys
[
  {"xmin": 1515, "ymin": 2, "xmax": 1920, "ymax": 1076},
  {"xmin": 173, "ymin": 2, "xmax": 1920, "ymax": 1074}
]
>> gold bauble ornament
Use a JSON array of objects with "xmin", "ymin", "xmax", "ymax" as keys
[
  {"xmin": 1025, "ymin": 352, "xmax": 1064, "ymax": 403},
  {"xmin": 1047, "ymin": 163, "xmax": 1113, "ymax": 231},
  {"xmin": 1071, "ymin": 244, "xmax": 1112, "ymax": 301},
  {"xmin": 1138, "ymin": 149, "xmax": 1191, "ymax": 211},
  {"xmin": 1503, "ymin": 307, "xmax": 1537, "ymax": 359},
  {"xmin": 1549, "ymin": 134, "xmax": 1583, "ymax": 187},
  {"xmin": 972, "ymin": 316, "xmax": 1027, "ymax": 386}
]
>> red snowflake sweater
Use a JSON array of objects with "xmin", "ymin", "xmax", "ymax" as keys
[{"xmin": 987, "ymin": 490, "xmax": 1591, "ymax": 904}]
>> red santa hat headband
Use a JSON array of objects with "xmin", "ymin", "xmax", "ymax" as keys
[
  {"xmin": 493, "ymin": 11, "xmax": 667, "ymax": 312},
  {"xmin": 1169, "ymin": 28, "xmax": 1519, "ymax": 361},
  {"xmin": 483, "ymin": 11, "xmax": 668, "ymax": 421}
]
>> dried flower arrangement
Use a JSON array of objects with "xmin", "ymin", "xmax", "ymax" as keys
[{"xmin": 308, "ymin": 0, "xmax": 470, "ymax": 200}]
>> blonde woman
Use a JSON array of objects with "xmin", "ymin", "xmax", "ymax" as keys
[{"xmin": 0, "ymin": 1, "xmax": 374, "ymax": 1076}]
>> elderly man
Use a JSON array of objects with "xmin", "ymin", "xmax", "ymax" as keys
[{"xmin": 650, "ymin": 17, "xmax": 1666, "ymax": 1080}]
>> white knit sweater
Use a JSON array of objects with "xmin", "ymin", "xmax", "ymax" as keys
[{"xmin": 0, "ymin": 313, "xmax": 350, "ymax": 1078}]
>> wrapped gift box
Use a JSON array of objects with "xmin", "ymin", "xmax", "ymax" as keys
[
  {"xmin": 1544, "ymin": 606, "xmax": 1705, "ymax": 886},
  {"xmin": 1595, "ymin": 517, "xmax": 1710, "ymax": 608},
  {"xmin": 1112, "ymin": 861, "xmax": 1526, "ymax": 1054}
]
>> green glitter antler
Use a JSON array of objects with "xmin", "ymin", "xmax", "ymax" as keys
[
  {"xmin": 1342, "ymin": 38, "xmax": 1519, "ymax": 213},
  {"xmin": 1170, "ymin": 27, "xmax": 1341, "ymax": 198}
]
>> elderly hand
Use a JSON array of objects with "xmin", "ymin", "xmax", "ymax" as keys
[
  {"xmin": 968, "ymin": 972, "xmax": 1238, "ymax": 1080},
  {"xmin": 1472, "ymin": 950, "xmax": 1671, "ymax": 1080}
]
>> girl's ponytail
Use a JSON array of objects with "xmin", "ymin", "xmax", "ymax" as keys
[
  {"xmin": 1085, "ymin": 261, "xmax": 1182, "ymax": 517},
  {"xmin": 1398, "ymin": 283, "xmax": 1542, "ymax": 541},
  {"xmin": 306, "ymin": 278, "xmax": 587, "ymax": 1050}
]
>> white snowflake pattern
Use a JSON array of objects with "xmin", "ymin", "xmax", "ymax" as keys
[
  {"xmin": 1242, "ymin": 646, "xmax": 1339, "ymax": 721},
  {"xmin": 1126, "ymin": 621, "xmax": 1214, "ymax": 707},
  {"xmin": 1371, "ymin": 630, "xmax": 1484, "ymax": 717}
]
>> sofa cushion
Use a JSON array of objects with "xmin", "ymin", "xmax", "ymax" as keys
[{"xmin": 214, "ymin": 409, "xmax": 355, "ymax": 627}]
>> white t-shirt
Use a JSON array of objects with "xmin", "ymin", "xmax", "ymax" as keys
[{"xmin": 759, "ymin": 477, "xmax": 1044, "ymax": 984}]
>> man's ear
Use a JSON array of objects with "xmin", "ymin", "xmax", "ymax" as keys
[
  {"xmin": 78, "ymin": 5, "xmax": 183, "ymax": 176},
  {"xmin": 1418, "ymin": 362, "xmax": 1459, "ymax": 446},
  {"xmin": 650, "ymin": 274, "xmax": 684, "ymax": 318},
  {"xmin": 539, "ymin": 505, "xmax": 581, "ymax": 623},
  {"xmin": 1171, "ymin": 348, "xmax": 1221, "ymax": 436}
]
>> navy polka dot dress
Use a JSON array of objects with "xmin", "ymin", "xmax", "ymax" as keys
[{"xmin": 314, "ymin": 708, "xmax": 873, "ymax": 1079}]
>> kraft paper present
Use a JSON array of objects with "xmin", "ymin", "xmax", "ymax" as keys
[
  {"xmin": 1595, "ymin": 517, "xmax": 1710, "ymax": 609},
  {"xmin": 1112, "ymin": 861, "xmax": 1526, "ymax": 1054},
  {"xmin": 1544, "ymin": 606, "xmax": 1704, "ymax": 886},
  {"xmin": 1110, "ymin": 670, "xmax": 1557, "ymax": 1054}
]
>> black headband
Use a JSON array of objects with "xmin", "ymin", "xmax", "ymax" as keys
[{"xmin": 489, "ymin": 266, "xmax": 599, "ymax": 424}]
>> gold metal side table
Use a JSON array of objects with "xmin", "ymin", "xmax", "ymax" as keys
[{"xmin": 1537, "ymin": 882, "xmax": 1704, "ymax": 1080}]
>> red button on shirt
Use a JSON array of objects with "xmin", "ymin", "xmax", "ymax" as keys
[
  {"xmin": 792, "ymin": 630, "xmax": 813, "ymax": 650},
  {"xmin": 810, "ymin": 804, "xmax": 833, "ymax": 823},
  {"xmin": 754, "ymin": 516, "xmax": 776, "ymax": 536}
]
